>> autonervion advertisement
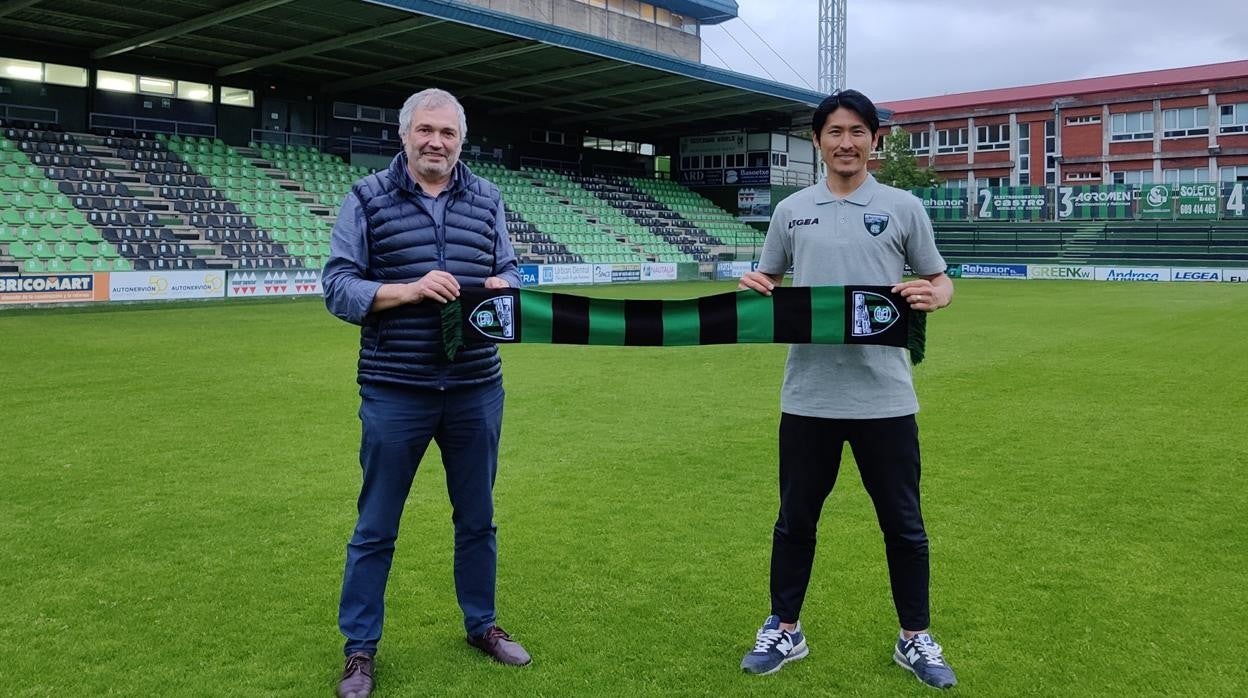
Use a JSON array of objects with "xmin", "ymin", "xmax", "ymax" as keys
[{"xmin": 110, "ymin": 271, "xmax": 227, "ymax": 301}]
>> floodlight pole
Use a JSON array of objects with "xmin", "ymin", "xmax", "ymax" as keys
[{"xmin": 818, "ymin": 0, "xmax": 846, "ymax": 94}]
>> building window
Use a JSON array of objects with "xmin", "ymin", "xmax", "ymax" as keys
[
  {"xmin": 1064, "ymin": 115, "xmax": 1101, "ymax": 126},
  {"xmin": 771, "ymin": 152, "xmax": 787, "ymax": 167},
  {"xmin": 1218, "ymin": 103, "xmax": 1248, "ymax": 134},
  {"xmin": 1065, "ymin": 171, "xmax": 1101, "ymax": 181},
  {"xmin": 1017, "ymin": 122, "xmax": 1031, "ymax": 185},
  {"xmin": 975, "ymin": 176, "xmax": 1007, "ymax": 188},
  {"xmin": 1162, "ymin": 107, "xmax": 1209, "ymax": 138},
  {"xmin": 943, "ymin": 178, "xmax": 967, "ymax": 189},
  {"xmin": 936, "ymin": 127, "xmax": 968, "ymax": 154},
  {"xmin": 680, "ymin": 155, "xmax": 701, "ymax": 170},
  {"xmin": 1220, "ymin": 165, "xmax": 1248, "ymax": 182},
  {"xmin": 975, "ymin": 124, "xmax": 1010, "ymax": 151},
  {"xmin": 726, "ymin": 153, "xmax": 745, "ymax": 168},
  {"xmin": 220, "ymin": 86, "xmax": 254, "ymax": 107},
  {"xmin": 1162, "ymin": 168, "xmax": 1209, "ymax": 184},
  {"xmin": 1112, "ymin": 170, "xmax": 1154, "ymax": 185},
  {"xmin": 1109, "ymin": 111, "xmax": 1154, "ymax": 141},
  {"xmin": 909, "ymin": 130, "xmax": 930, "ymax": 155}
]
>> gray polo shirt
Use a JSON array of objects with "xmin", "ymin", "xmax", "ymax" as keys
[{"xmin": 757, "ymin": 174, "xmax": 946, "ymax": 419}]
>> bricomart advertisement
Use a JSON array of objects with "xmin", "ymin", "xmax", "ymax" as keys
[{"xmin": 0, "ymin": 273, "xmax": 109, "ymax": 304}]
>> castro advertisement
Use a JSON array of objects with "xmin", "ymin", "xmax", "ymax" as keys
[
  {"xmin": 110, "ymin": 271, "xmax": 226, "ymax": 301},
  {"xmin": 0, "ymin": 273, "xmax": 109, "ymax": 304},
  {"xmin": 227, "ymin": 270, "xmax": 322, "ymax": 297}
]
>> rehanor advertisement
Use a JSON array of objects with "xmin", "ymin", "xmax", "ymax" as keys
[
  {"xmin": 110, "ymin": 271, "xmax": 226, "ymax": 301},
  {"xmin": 0, "ymin": 273, "xmax": 109, "ymax": 304}
]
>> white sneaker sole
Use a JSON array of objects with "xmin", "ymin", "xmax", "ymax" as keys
[
  {"xmin": 893, "ymin": 649, "xmax": 957, "ymax": 689},
  {"xmin": 745, "ymin": 640, "xmax": 809, "ymax": 676}
]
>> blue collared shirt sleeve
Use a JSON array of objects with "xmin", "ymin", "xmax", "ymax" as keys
[
  {"xmin": 492, "ymin": 200, "xmax": 520, "ymax": 287},
  {"xmin": 322, "ymin": 194, "xmax": 382, "ymax": 325}
]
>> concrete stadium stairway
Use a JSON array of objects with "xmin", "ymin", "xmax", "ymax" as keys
[{"xmin": 1058, "ymin": 222, "xmax": 1106, "ymax": 264}]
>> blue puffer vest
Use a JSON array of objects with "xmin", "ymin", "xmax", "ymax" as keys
[{"xmin": 353, "ymin": 154, "xmax": 503, "ymax": 389}]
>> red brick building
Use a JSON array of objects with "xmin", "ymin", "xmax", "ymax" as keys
[{"xmin": 874, "ymin": 60, "xmax": 1248, "ymax": 189}]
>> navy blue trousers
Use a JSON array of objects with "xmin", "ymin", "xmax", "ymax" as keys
[
  {"xmin": 769, "ymin": 413, "xmax": 931, "ymax": 631},
  {"xmin": 339, "ymin": 379, "xmax": 504, "ymax": 655}
]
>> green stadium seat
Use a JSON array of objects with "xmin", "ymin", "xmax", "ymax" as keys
[
  {"xmin": 22, "ymin": 258, "xmax": 45, "ymax": 273},
  {"xmin": 112, "ymin": 258, "xmax": 133, "ymax": 271},
  {"xmin": 91, "ymin": 257, "xmax": 111, "ymax": 272}
]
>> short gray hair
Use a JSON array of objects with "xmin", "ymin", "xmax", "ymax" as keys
[{"xmin": 399, "ymin": 88, "xmax": 467, "ymax": 139}]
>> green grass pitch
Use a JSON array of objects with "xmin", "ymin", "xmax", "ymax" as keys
[{"xmin": 1, "ymin": 279, "xmax": 1245, "ymax": 696}]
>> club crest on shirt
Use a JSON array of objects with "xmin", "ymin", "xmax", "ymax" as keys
[{"xmin": 863, "ymin": 213, "xmax": 890, "ymax": 236}]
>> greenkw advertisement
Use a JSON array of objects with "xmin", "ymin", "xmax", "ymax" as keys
[
  {"xmin": 1056, "ymin": 185, "xmax": 1135, "ymax": 220},
  {"xmin": 1139, "ymin": 184, "xmax": 1173, "ymax": 219},
  {"xmin": 976, "ymin": 186, "xmax": 1048, "ymax": 220},
  {"xmin": 911, "ymin": 187, "xmax": 969, "ymax": 221}
]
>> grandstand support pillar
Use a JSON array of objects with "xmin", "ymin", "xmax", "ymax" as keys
[{"xmin": 818, "ymin": 0, "xmax": 846, "ymax": 94}]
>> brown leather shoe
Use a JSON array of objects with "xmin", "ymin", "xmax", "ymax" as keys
[
  {"xmin": 467, "ymin": 625, "xmax": 532, "ymax": 666},
  {"xmin": 336, "ymin": 652, "xmax": 374, "ymax": 698}
]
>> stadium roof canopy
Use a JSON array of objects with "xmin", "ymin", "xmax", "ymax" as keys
[{"xmin": 0, "ymin": 0, "xmax": 828, "ymax": 140}]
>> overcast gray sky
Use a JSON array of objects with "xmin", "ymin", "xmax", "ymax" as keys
[{"xmin": 699, "ymin": 0, "xmax": 1248, "ymax": 102}]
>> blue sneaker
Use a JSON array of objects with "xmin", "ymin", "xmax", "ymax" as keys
[
  {"xmin": 741, "ymin": 615, "xmax": 808, "ymax": 675},
  {"xmin": 894, "ymin": 632, "xmax": 957, "ymax": 689}
]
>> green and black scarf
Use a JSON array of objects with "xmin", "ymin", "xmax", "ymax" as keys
[{"xmin": 442, "ymin": 286, "xmax": 927, "ymax": 364}]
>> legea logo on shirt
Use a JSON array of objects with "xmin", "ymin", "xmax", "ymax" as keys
[{"xmin": 788, "ymin": 217, "xmax": 819, "ymax": 229}]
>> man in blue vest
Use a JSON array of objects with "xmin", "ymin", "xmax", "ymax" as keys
[{"xmin": 322, "ymin": 88, "xmax": 525, "ymax": 698}]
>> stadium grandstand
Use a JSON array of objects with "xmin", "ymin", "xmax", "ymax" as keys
[
  {"xmin": 870, "ymin": 60, "xmax": 1248, "ymax": 271},
  {"xmin": 0, "ymin": 0, "xmax": 827, "ymax": 282}
]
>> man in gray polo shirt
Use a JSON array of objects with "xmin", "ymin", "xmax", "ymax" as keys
[{"xmin": 738, "ymin": 89, "xmax": 958, "ymax": 689}]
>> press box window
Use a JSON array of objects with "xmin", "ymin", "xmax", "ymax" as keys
[
  {"xmin": 220, "ymin": 87, "xmax": 254, "ymax": 107},
  {"xmin": 177, "ymin": 81, "xmax": 212, "ymax": 103}
]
